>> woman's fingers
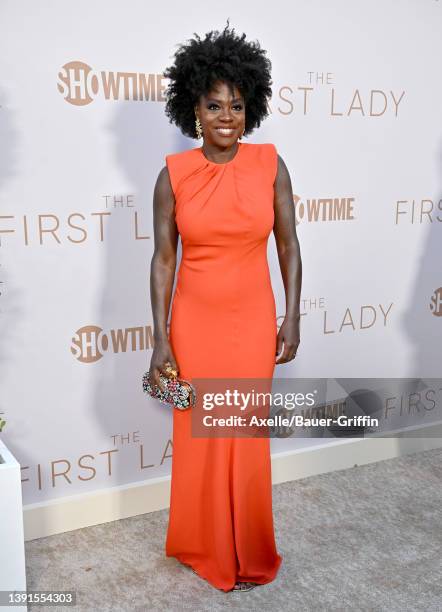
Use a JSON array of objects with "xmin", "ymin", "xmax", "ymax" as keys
[
  {"xmin": 275, "ymin": 336, "xmax": 283, "ymax": 357},
  {"xmin": 149, "ymin": 357, "xmax": 180, "ymax": 392},
  {"xmin": 150, "ymin": 366, "xmax": 166, "ymax": 392},
  {"xmin": 166, "ymin": 358, "xmax": 179, "ymax": 375},
  {"xmin": 275, "ymin": 341, "xmax": 298, "ymax": 364}
]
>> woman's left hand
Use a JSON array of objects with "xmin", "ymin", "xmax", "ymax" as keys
[{"xmin": 275, "ymin": 315, "xmax": 300, "ymax": 364}]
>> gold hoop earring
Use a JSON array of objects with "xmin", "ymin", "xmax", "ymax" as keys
[{"xmin": 195, "ymin": 116, "xmax": 203, "ymax": 139}]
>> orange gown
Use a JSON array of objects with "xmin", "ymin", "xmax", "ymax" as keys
[{"xmin": 165, "ymin": 141, "xmax": 283, "ymax": 591}]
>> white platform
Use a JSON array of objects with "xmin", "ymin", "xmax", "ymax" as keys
[{"xmin": 0, "ymin": 440, "xmax": 27, "ymax": 612}]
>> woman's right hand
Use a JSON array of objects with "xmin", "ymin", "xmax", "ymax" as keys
[{"xmin": 148, "ymin": 340, "xmax": 179, "ymax": 392}]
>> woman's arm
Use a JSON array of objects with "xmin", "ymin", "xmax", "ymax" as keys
[
  {"xmin": 149, "ymin": 165, "xmax": 179, "ymax": 389},
  {"xmin": 273, "ymin": 154, "xmax": 302, "ymax": 364}
]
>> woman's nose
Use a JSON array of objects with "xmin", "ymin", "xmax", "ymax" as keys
[{"xmin": 219, "ymin": 109, "xmax": 233, "ymax": 121}]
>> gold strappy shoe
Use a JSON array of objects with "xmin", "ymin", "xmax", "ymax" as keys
[
  {"xmin": 232, "ymin": 581, "xmax": 257, "ymax": 592},
  {"xmin": 190, "ymin": 566, "xmax": 257, "ymax": 592}
]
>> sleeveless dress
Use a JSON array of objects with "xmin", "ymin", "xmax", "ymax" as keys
[{"xmin": 164, "ymin": 141, "xmax": 283, "ymax": 592}]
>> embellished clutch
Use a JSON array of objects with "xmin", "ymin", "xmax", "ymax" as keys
[{"xmin": 142, "ymin": 362, "xmax": 196, "ymax": 410}]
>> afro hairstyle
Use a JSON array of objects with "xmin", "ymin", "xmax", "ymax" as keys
[{"xmin": 163, "ymin": 20, "xmax": 273, "ymax": 139}]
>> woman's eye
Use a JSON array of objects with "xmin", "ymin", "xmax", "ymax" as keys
[{"xmin": 207, "ymin": 104, "xmax": 243, "ymax": 111}]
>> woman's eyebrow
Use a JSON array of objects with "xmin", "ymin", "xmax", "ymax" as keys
[{"xmin": 206, "ymin": 97, "xmax": 243, "ymax": 103}]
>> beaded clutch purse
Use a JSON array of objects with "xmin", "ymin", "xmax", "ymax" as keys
[{"xmin": 142, "ymin": 362, "xmax": 196, "ymax": 410}]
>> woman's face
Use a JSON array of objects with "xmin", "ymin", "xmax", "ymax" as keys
[{"xmin": 194, "ymin": 80, "xmax": 245, "ymax": 146}]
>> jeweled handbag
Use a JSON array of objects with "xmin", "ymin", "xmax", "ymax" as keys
[{"xmin": 142, "ymin": 362, "xmax": 196, "ymax": 410}]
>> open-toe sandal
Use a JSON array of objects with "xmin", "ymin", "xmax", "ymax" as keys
[
  {"xmin": 191, "ymin": 567, "xmax": 257, "ymax": 593},
  {"xmin": 232, "ymin": 581, "xmax": 257, "ymax": 592}
]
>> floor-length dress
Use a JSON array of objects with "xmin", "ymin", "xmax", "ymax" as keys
[{"xmin": 165, "ymin": 141, "xmax": 283, "ymax": 592}]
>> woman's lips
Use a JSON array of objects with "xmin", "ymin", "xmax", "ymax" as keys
[{"xmin": 215, "ymin": 127, "xmax": 236, "ymax": 136}]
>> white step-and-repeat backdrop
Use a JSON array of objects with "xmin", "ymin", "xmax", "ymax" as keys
[{"xmin": 1, "ymin": 1, "xmax": 441, "ymax": 507}]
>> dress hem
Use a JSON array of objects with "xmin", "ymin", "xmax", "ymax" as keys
[{"xmin": 167, "ymin": 550, "xmax": 283, "ymax": 592}]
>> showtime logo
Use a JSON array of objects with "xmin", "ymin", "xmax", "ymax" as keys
[
  {"xmin": 430, "ymin": 287, "xmax": 442, "ymax": 317},
  {"xmin": 71, "ymin": 324, "xmax": 155, "ymax": 363},
  {"xmin": 57, "ymin": 61, "xmax": 166, "ymax": 106},
  {"xmin": 294, "ymin": 194, "xmax": 355, "ymax": 225}
]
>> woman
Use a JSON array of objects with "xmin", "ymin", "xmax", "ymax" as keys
[{"xmin": 149, "ymin": 22, "xmax": 302, "ymax": 593}]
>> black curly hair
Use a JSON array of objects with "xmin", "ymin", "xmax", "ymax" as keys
[{"xmin": 163, "ymin": 19, "xmax": 273, "ymax": 139}]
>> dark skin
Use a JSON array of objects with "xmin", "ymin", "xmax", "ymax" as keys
[{"xmin": 149, "ymin": 80, "xmax": 302, "ymax": 392}]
